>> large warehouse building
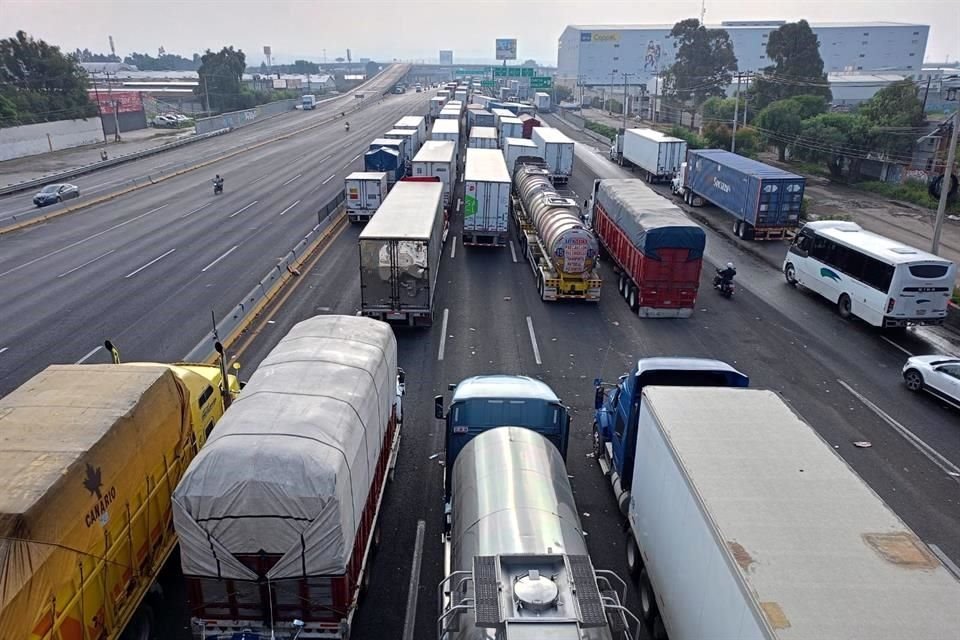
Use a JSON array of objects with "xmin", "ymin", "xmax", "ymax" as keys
[{"xmin": 557, "ymin": 20, "xmax": 929, "ymax": 88}]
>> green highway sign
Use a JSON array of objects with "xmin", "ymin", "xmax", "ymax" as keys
[
  {"xmin": 493, "ymin": 67, "xmax": 507, "ymax": 77},
  {"xmin": 481, "ymin": 80, "xmax": 495, "ymax": 87},
  {"xmin": 530, "ymin": 76, "xmax": 553, "ymax": 89},
  {"xmin": 508, "ymin": 67, "xmax": 522, "ymax": 77},
  {"xmin": 493, "ymin": 67, "xmax": 534, "ymax": 78},
  {"xmin": 521, "ymin": 67, "xmax": 535, "ymax": 77}
]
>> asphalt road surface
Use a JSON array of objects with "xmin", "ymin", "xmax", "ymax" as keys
[{"xmin": 0, "ymin": 80, "xmax": 432, "ymax": 397}]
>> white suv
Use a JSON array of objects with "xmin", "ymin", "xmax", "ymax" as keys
[{"xmin": 903, "ymin": 355, "xmax": 960, "ymax": 409}]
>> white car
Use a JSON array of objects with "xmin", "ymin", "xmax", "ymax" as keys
[{"xmin": 902, "ymin": 355, "xmax": 960, "ymax": 409}]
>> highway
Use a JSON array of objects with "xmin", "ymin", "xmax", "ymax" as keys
[
  {"xmin": 0, "ymin": 64, "xmax": 408, "ymax": 226},
  {"xmin": 5, "ymin": 88, "xmax": 960, "ymax": 638},
  {"xmin": 153, "ymin": 118, "xmax": 960, "ymax": 638},
  {"xmin": 0, "ymin": 74, "xmax": 431, "ymax": 396}
]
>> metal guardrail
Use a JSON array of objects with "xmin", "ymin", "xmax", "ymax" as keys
[
  {"xmin": 184, "ymin": 190, "xmax": 347, "ymax": 363},
  {"xmin": 0, "ymin": 128, "xmax": 232, "ymax": 196}
]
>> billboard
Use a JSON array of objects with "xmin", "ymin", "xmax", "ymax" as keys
[
  {"xmin": 87, "ymin": 90, "xmax": 144, "ymax": 114},
  {"xmin": 579, "ymin": 31, "xmax": 620, "ymax": 43},
  {"xmin": 495, "ymin": 38, "xmax": 517, "ymax": 60},
  {"xmin": 439, "ymin": 50, "xmax": 453, "ymax": 66}
]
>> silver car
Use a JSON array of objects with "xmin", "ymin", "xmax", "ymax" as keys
[
  {"xmin": 33, "ymin": 183, "xmax": 80, "ymax": 207},
  {"xmin": 902, "ymin": 355, "xmax": 960, "ymax": 409}
]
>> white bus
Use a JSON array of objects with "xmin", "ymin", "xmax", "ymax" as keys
[{"xmin": 783, "ymin": 221, "xmax": 956, "ymax": 328}]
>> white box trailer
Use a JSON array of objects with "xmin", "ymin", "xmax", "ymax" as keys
[
  {"xmin": 384, "ymin": 129, "xmax": 418, "ymax": 162},
  {"xmin": 438, "ymin": 108, "xmax": 460, "ymax": 122},
  {"xmin": 619, "ymin": 128, "xmax": 686, "ymax": 183},
  {"xmin": 446, "ymin": 100, "xmax": 464, "ymax": 114},
  {"xmin": 531, "ymin": 126, "xmax": 574, "ymax": 184},
  {"xmin": 412, "ymin": 140, "xmax": 456, "ymax": 209},
  {"xmin": 358, "ymin": 181, "xmax": 445, "ymax": 326},
  {"xmin": 429, "ymin": 96, "xmax": 446, "ymax": 117},
  {"xmin": 502, "ymin": 137, "xmax": 540, "ymax": 176},
  {"xmin": 491, "ymin": 107, "xmax": 515, "ymax": 128},
  {"xmin": 454, "ymin": 89, "xmax": 467, "ymax": 103},
  {"xmin": 344, "ymin": 171, "xmax": 389, "ymax": 223},
  {"xmin": 468, "ymin": 126, "xmax": 498, "ymax": 149},
  {"xmin": 395, "ymin": 115, "xmax": 427, "ymax": 147},
  {"xmin": 431, "ymin": 119, "xmax": 461, "ymax": 163},
  {"xmin": 497, "ymin": 116, "xmax": 524, "ymax": 150},
  {"xmin": 463, "ymin": 148, "xmax": 511, "ymax": 246},
  {"xmin": 534, "ymin": 91, "xmax": 551, "ymax": 112},
  {"xmin": 626, "ymin": 386, "xmax": 960, "ymax": 640}
]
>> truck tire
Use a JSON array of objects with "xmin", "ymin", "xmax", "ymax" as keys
[
  {"xmin": 627, "ymin": 286, "xmax": 638, "ymax": 312},
  {"xmin": 652, "ymin": 614, "xmax": 668, "ymax": 640},
  {"xmin": 837, "ymin": 294, "xmax": 853, "ymax": 320},
  {"xmin": 739, "ymin": 223, "xmax": 755, "ymax": 241},
  {"xmin": 592, "ymin": 421, "xmax": 604, "ymax": 459},
  {"xmin": 120, "ymin": 604, "xmax": 155, "ymax": 640},
  {"xmin": 638, "ymin": 568, "xmax": 658, "ymax": 626},
  {"xmin": 625, "ymin": 533, "xmax": 643, "ymax": 582},
  {"xmin": 784, "ymin": 262, "xmax": 798, "ymax": 286}
]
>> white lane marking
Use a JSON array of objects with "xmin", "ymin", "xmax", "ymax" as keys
[
  {"xmin": 509, "ymin": 240, "xmax": 518, "ymax": 263},
  {"xmin": 320, "ymin": 154, "xmax": 333, "ymax": 163},
  {"xmin": 0, "ymin": 204, "xmax": 168, "ymax": 279},
  {"xmin": 228, "ymin": 200, "xmax": 258, "ymax": 218},
  {"xmin": 881, "ymin": 336, "xmax": 913, "ymax": 357},
  {"xmin": 57, "ymin": 250, "xmax": 115, "ymax": 278},
  {"xmin": 181, "ymin": 202, "xmax": 212, "ymax": 218},
  {"xmin": 322, "ymin": 174, "xmax": 337, "ymax": 185},
  {"xmin": 0, "ymin": 347, "xmax": 7, "ymax": 356},
  {"xmin": 201, "ymin": 245, "xmax": 238, "ymax": 272},
  {"xmin": 282, "ymin": 173, "xmax": 303, "ymax": 186},
  {"xmin": 526, "ymin": 316, "xmax": 542, "ymax": 365},
  {"xmin": 278, "ymin": 200, "xmax": 301, "ymax": 216},
  {"xmin": 76, "ymin": 345, "xmax": 103, "ymax": 364},
  {"xmin": 124, "ymin": 248, "xmax": 176, "ymax": 278},
  {"xmin": 838, "ymin": 379, "xmax": 960, "ymax": 481},
  {"xmin": 929, "ymin": 544, "xmax": 960, "ymax": 580},
  {"xmin": 342, "ymin": 153, "xmax": 361, "ymax": 169},
  {"xmin": 450, "ymin": 235, "xmax": 457, "ymax": 259},
  {"xmin": 437, "ymin": 308, "xmax": 450, "ymax": 361},
  {"xmin": 401, "ymin": 520, "xmax": 426, "ymax": 640},
  {"xmin": 249, "ymin": 174, "xmax": 269, "ymax": 185}
]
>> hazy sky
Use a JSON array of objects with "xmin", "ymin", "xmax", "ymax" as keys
[{"xmin": 2, "ymin": 0, "xmax": 958, "ymax": 65}]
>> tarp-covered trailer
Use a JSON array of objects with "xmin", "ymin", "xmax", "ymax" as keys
[{"xmin": 173, "ymin": 315, "xmax": 402, "ymax": 640}]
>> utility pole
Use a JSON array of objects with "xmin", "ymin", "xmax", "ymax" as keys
[
  {"xmin": 622, "ymin": 72, "xmax": 634, "ymax": 132},
  {"xmin": 731, "ymin": 72, "xmax": 749, "ymax": 153},
  {"xmin": 609, "ymin": 71, "xmax": 616, "ymax": 114},
  {"xmin": 932, "ymin": 110, "xmax": 959, "ymax": 255},
  {"xmin": 104, "ymin": 71, "xmax": 120, "ymax": 142},
  {"xmin": 91, "ymin": 72, "xmax": 108, "ymax": 143},
  {"xmin": 202, "ymin": 74, "xmax": 211, "ymax": 113},
  {"xmin": 651, "ymin": 70, "xmax": 660, "ymax": 122}
]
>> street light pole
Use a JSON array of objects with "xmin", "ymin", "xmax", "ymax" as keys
[
  {"xmin": 731, "ymin": 72, "xmax": 743, "ymax": 153},
  {"xmin": 622, "ymin": 72, "xmax": 634, "ymax": 132},
  {"xmin": 932, "ymin": 110, "xmax": 959, "ymax": 255},
  {"xmin": 609, "ymin": 71, "xmax": 616, "ymax": 115}
]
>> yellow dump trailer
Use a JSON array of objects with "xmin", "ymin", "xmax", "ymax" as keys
[{"xmin": 0, "ymin": 362, "xmax": 237, "ymax": 640}]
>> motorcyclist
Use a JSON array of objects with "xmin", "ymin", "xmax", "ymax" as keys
[
  {"xmin": 213, "ymin": 174, "xmax": 224, "ymax": 192},
  {"xmin": 344, "ymin": 121, "xmax": 350, "ymax": 132},
  {"xmin": 716, "ymin": 262, "xmax": 736, "ymax": 287}
]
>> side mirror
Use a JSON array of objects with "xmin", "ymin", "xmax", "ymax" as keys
[
  {"xmin": 594, "ymin": 386, "xmax": 605, "ymax": 411},
  {"xmin": 434, "ymin": 395, "xmax": 444, "ymax": 420},
  {"xmin": 398, "ymin": 367, "xmax": 406, "ymax": 384},
  {"xmin": 447, "ymin": 383, "xmax": 457, "ymax": 391}
]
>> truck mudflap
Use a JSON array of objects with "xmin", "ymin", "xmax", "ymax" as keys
[
  {"xmin": 348, "ymin": 210, "xmax": 375, "ymax": 223},
  {"xmin": 540, "ymin": 272, "xmax": 602, "ymax": 302}
]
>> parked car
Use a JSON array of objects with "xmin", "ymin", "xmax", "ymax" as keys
[
  {"xmin": 33, "ymin": 183, "xmax": 79, "ymax": 207},
  {"xmin": 152, "ymin": 114, "xmax": 177, "ymax": 128},
  {"xmin": 903, "ymin": 355, "xmax": 960, "ymax": 409}
]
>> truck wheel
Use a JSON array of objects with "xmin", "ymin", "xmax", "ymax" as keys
[
  {"xmin": 592, "ymin": 421, "xmax": 604, "ymax": 459},
  {"xmin": 733, "ymin": 220, "xmax": 742, "ymax": 236},
  {"xmin": 784, "ymin": 263, "xmax": 798, "ymax": 286},
  {"xmin": 837, "ymin": 294, "xmax": 852, "ymax": 320},
  {"xmin": 617, "ymin": 274, "xmax": 626, "ymax": 295},
  {"xmin": 625, "ymin": 533, "xmax": 643, "ymax": 582},
  {"xmin": 120, "ymin": 604, "xmax": 154, "ymax": 640},
  {"xmin": 652, "ymin": 614, "xmax": 668, "ymax": 640},
  {"xmin": 627, "ymin": 286, "xmax": 638, "ymax": 312},
  {"xmin": 638, "ymin": 568, "xmax": 657, "ymax": 626}
]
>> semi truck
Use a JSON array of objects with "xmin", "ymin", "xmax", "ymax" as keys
[
  {"xmin": 438, "ymin": 427, "xmax": 640, "ymax": 640},
  {"xmin": 466, "ymin": 108, "xmax": 495, "ymax": 129},
  {"xmin": 358, "ymin": 180, "xmax": 445, "ymax": 326},
  {"xmin": 531, "ymin": 126, "xmax": 575, "ymax": 184},
  {"xmin": 518, "ymin": 113, "xmax": 542, "ymax": 139},
  {"xmin": 301, "ymin": 94, "xmax": 317, "ymax": 110},
  {"xmin": 463, "ymin": 148, "xmax": 511, "ymax": 246},
  {"xmin": 625, "ymin": 386, "xmax": 960, "ymax": 640},
  {"xmin": 592, "ymin": 357, "xmax": 748, "ymax": 515},
  {"xmin": 672, "ymin": 149, "xmax": 805, "ymax": 241},
  {"xmin": 496, "ymin": 115, "xmax": 524, "ymax": 149},
  {"xmin": 534, "ymin": 91, "xmax": 552, "ymax": 112},
  {"xmin": 384, "ymin": 128, "xmax": 419, "ymax": 163},
  {"xmin": 364, "ymin": 147, "xmax": 403, "ymax": 186},
  {"xmin": 431, "ymin": 118, "xmax": 461, "ymax": 164},
  {"xmin": 609, "ymin": 128, "xmax": 686, "ymax": 183},
  {"xmin": 468, "ymin": 125, "xmax": 498, "ymax": 149},
  {"xmin": 344, "ymin": 171, "xmax": 389, "ymax": 223},
  {"xmin": 0, "ymin": 360, "xmax": 238, "ymax": 640},
  {"xmin": 412, "ymin": 140, "xmax": 456, "ymax": 210},
  {"xmin": 590, "ymin": 179, "xmax": 706, "ymax": 317},
  {"xmin": 502, "ymin": 136, "xmax": 539, "ymax": 174},
  {"xmin": 429, "ymin": 96, "xmax": 446, "ymax": 118},
  {"xmin": 512, "ymin": 160, "xmax": 601, "ymax": 301},
  {"xmin": 173, "ymin": 315, "xmax": 403, "ymax": 640},
  {"xmin": 395, "ymin": 115, "xmax": 427, "ymax": 146}
]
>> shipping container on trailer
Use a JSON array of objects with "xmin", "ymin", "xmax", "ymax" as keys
[
  {"xmin": 497, "ymin": 116, "xmax": 524, "ymax": 150},
  {"xmin": 431, "ymin": 118, "xmax": 461, "ymax": 163},
  {"xmin": 364, "ymin": 147, "xmax": 403, "ymax": 186},
  {"xmin": 463, "ymin": 148, "xmax": 511, "ymax": 246},
  {"xmin": 591, "ymin": 178, "xmax": 705, "ymax": 317},
  {"xmin": 455, "ymin": 89, "xmax": 467, "ymax": 103},
  {"xmin": 370, "ymin": 137, "xmax": 407, "ymax": 165},
  {"xmin": 174, "ymin": 315, "xmax": 403, "ymax": 640},
  {"xmin": 344, "ymin": 171, "xmax": 390, "ymax": 223},
  {"xmin": 412, "ymin": 140, "xmax": 456, "ymax": 209},
  {"xmin": 624, "ymin": 387, "xmax": 960, "ymax": 640},
  {"xmin": 534, "ymin": 91, "xmax": 552, "ymax": 112},
  {"xmin": 358, "ymin": 181, "xmax": 446, "ymax": 326},
  {"xmin": 394, "ymin": 115, "xmax": 427, "ymax": 147},
  {"xmin": 468, "ymin": 126, "xmax": 499, "ymax": 149},
  {"xmin": 512, "ymin": 161, "xmax": 601, "ymax": 301},
  {"xmin": 518, "ymin": 113, "xmax": 541, "ymax": 139},
  {"xmin": 430, "ymin": 96, "xmax": 447, "ymax": 117},
  {"xmin": 502, "ymin": 137, "xmax": 540, "ymax": 175},
  {"xmin": 676, "ymin": 149, "xmax": 805, "ymax": 241},
  {"xmin": 467, "ymin": 108, "xmax": 496, "ymax": 129},
  {"xmin": 531, "ymin": 126, "xmax": 575, "ymax": 184},
  {"xmin": 384, "ymin": 129, "xmax": 418, "ymax": 163},
  {"xmin": 613, "ymin": 128, "xmax": 686, "ymax": 183},
  {"xmin": 491, "ymin": 107, "xmax": 516, "ymax": 129}
]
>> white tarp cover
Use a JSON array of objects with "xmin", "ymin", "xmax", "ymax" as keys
[{"xmin": 172, "ymin": 315, "xmax": 398, "ymax": 580}]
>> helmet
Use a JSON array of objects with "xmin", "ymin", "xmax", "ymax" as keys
[{"xmin": 726, "ymin": 262, "xmax": 734, "ymax": 269}]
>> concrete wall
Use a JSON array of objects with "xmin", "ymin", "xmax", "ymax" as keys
[
  {"xmin": 0, "ymin": 117, "xmax": 104, "ymax": 161},
  {"xmin": 102, "ymin": 110, "xmax": 148, "ymax": 135},
  {"xmin": 194, "ymin": 99, "xmax": 298, "ymax": 135}
]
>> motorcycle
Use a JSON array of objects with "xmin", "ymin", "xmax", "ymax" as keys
[
  {"xmin": 713, "ymin": 271, "xmax": 735, "ymax": 298},
  {"xmin": 344, "ymin": 122, "xmax": 350, "ymax": 132},
  {"xmin": 213, "ymin": 181, "xmax": 223, "ymax": 195}
]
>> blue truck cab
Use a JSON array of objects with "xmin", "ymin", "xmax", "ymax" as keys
[
  {"xmin": 435, "ymin": 375, "xmax": 570, "ymax": 525},
  {"xmin": 593, "ymin": 357, "xmax": 748, "ymax": 514}
]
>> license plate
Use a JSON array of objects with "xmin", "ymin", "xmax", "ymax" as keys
[{"xmin": 387, "ymin": 312, "xmax": 406, "ymax": 320}]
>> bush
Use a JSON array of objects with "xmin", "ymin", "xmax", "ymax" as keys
[
  {"xmin": 853, "ymin": 179, "xmax": 960, "ymax": 214},
  {"xmin": 585, "ymin": 120, "xmax": 617, "ymax": 140},
  {"xmin": 668, "ymin": 125, "xmax": 706, "ymax": 149},
  {"xmin": 953, "ymin": 287, "xmax": 959, "ymax": 305}
]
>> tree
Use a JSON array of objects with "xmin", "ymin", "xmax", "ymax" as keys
[
  {"xmin": 335, "ymin": 56, "xmax": 345, "ymax": 63},
  {"xmin": 751, "ymin": 21, "xmax": 831, "ymax": 111},
  {"xmin": 662, "ymin": 19, "xmax": 738, "ymax": 108},
  {"xmin": 124, "ymin": 51, "xmax": 200, "ymax": 71},
  {"xmin": 0, "ymin": 31, "xmax": 96, "ymax": 127},
  {"xmin": 195, "ymin": 46, "xmax": 247, "ymax": 112},
  {"xmin": 259, "ymin": 61, "xmax": 268, "ymax": 73},
  {"xmin": 796, "ymin": 113, "xmax": 873, "ymax": 179},
  {"xmin": 858, "ymin": 79, "xmax": 924, "ymax": 127},
  {"xmin": 554, "ymin": 84, "xmax": 573, "ymax": 103},
  {"xmin": 290, "ymin": 59, "xmax": 320, "ymax": 74},
  {"xmin": 755, "ymin": 100, "xmax": 804, "ymax": 160}
]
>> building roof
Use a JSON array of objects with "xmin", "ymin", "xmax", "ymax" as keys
[{"xmin": 827, "ymin": 73, "xmax": 908, "ymax": 84}]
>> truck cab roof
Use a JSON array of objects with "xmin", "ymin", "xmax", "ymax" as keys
[
  {"xmin": 452, "ymin": 375, "xmax": 560, "ymax": 403},
  {"xmin": 634, "ymin": 357, "xmax": 749, "ymax": 386}
]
